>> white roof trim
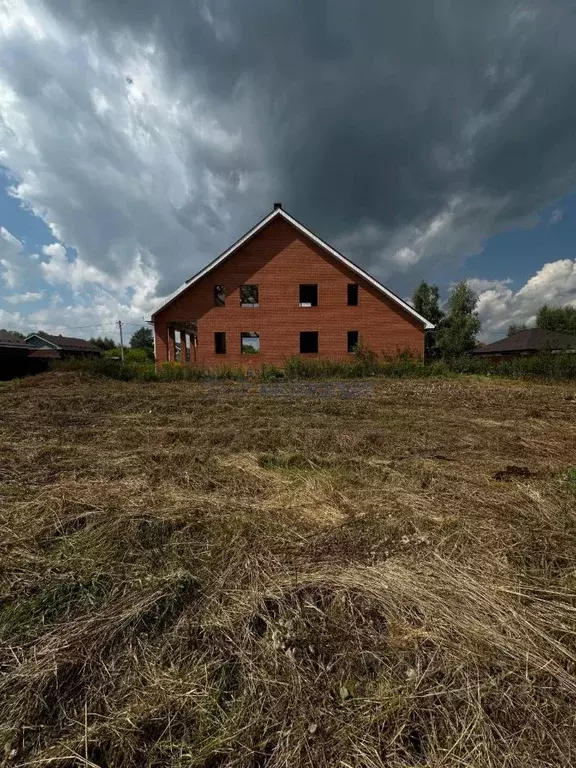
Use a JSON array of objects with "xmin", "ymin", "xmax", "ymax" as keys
[
  {"xmin": 25, "ymin": 333, "xmax": 59, "ymax": 349},
  {"xmin": 152, "ymin": 208, "xmax": 434, "ymax": 329}
]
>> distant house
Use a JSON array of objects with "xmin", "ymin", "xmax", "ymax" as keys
[
  {"xmin": 472, "ymin": 328, "xmax": 576, "ymax": 359},
  {"xmin": 0, "ymin": 330, "xmax": 30, "ymax": 358},
  {"xmin": 0, "ymin": 330, "xmax": 49, "ymax": 380},
  {"xmin": 152, "ymin": 203, "xmax": 433, "ymax": 367},
  {"xmin": 25, "ymin": 333, "xmax": 102, "ymax": 358}
]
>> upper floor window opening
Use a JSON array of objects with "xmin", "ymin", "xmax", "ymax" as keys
[
  {"xmin": 213, "ymin": 285, "xmax": 225, "ymax": 307},
  {"xmin": 299, "ymin": 284, "xmax": 318, "ymax": 307},
  {"xmin": 347, "ymin": 283, "xmax": 359, "ymax": 306},
  {"xmin": 240, "ymin": 284, "xmax": 259, "ymax": 307}
]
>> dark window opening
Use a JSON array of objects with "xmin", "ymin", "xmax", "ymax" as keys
[
  {"xmin": 214, "ymin": 285, "xmax": 225, "ymax": 307},
  {"xmin": 300, "ymin": 331, "xmax": 318, "ymax": 354},
  {"xmin": 241, "ymin": 332, "xmax": 260, "ymax": 354},
  {"xmin": 347, "ymin": 331, "xmax": 359, "ymax": 353},
  {"xmin": 347, "ymin": 283, "xmax": 358, "ymax": 306},
  {"xmin": 240, "ymin": 285, "xmax": 259, "ymax": 307},
  {"xmin": 214, "ymin": 332, "xmax": 226, "ymax": 354},
  {"xmin": 299, "ymin": 284, "xmax": 318, "ymax": 307}
]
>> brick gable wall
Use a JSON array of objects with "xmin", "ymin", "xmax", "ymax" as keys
[{"xmin": 154, "ymin": 217, "xmax": 424, "ymax": 367}]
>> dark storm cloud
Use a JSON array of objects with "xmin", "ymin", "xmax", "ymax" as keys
[
  {"xmin": 4, "ymin": 0, "xmax": 576, "ymax": 301},
  {"xmin": 39, "ymin": 0, "xmax": 576, "ymax": 279}
]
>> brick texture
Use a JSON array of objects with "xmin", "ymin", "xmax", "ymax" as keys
[{"xmin": 154, "ymin": 216, "xmax": 424, "ymax": 367}]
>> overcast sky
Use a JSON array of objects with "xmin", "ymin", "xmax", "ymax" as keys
[{"xmin": 1, "ymin": 0, "xmax": 576, "ymax": 340}]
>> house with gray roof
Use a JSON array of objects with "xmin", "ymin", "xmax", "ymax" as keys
[
  {"xmin": 472, "ymin": 328, "xmax": 576, "ymax": 358},
  {"xmin": 25, "ymin": 333, "xmax": 101, "ymax": 357}
]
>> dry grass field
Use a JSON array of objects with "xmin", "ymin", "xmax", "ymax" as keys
[{"xmin": 2, "ymin": 372, "xmax": 576, "ymax": 767}]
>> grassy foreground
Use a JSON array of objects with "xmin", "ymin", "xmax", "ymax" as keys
[{"xmin": 2, "ymin": 372, "xmax": 576, "ymax": 767}]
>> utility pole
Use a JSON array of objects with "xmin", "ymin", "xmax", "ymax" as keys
[{"xmin": 118, "ymin": 320, "xmax": 125, "ymax": 364}]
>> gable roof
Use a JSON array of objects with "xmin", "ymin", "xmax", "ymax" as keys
[
  {"xmin": 0, "ymin": 329, "xmax": 30, "ymax": 349},
  {"xmin": 472, "ymin": 328, "xmax": 576, "ymax": 355},
  {"xmin": 25, "ymin": 333, "xmax": 101, "ymax": 353},
  {"xmin": 152, "ymin": 206, "xmax": 434, "ymax": 328}
]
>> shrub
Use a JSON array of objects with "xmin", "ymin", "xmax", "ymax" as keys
[
  {"xmin": 448, "ymin": 353, "xmax": 576, "ymax": 381},
  {"xmin": 260, "ymin": 364, "xmax": 285, "ymax": 380},
  {"xmin": 352, "ymin": 342, "xmax": 378, "ymax": 367},
  {"xmin": 124, "ymin": 348, "xmax": 152, "ymax": 364},
  {"xmin": 103, "ymin": 347, "xmax": 151, "ymax": 363},
  {"xmin": 158, "ymin": 362, "xmax": 187, "ymax": 381},
  {"xmin": 51, "ymin": 357, "xmax": 141, "ymax": 380},
  {"xmin": 283, "ymin": 356, "xmax": 358, "ymax": 379},
  {"xmin": 137, "ymin": 365, "xmax": 160, "ymax": 382},
  {"xmin": 50, "ymin": 351, "xmax": 576, "ymax": 384}
]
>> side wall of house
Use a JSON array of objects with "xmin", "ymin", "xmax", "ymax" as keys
[{"xmin": 154, "ymin": 217, "xmax": 424, "ymax": 367}]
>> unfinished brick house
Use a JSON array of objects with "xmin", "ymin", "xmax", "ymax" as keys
[{"xmin": 152, "ymin": 204, "xmax": 433, "ymax": 367}]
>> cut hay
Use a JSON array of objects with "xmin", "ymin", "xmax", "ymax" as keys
[{"xmin": 1, "ymin": 374, "xmax": 576, "ymax": 766}]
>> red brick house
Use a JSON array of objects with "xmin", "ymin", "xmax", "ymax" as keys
[{"xmin": 152, "ymin": 204, "xmax": 433, "ymax": 367}]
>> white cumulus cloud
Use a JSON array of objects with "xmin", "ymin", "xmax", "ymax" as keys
[
  {"xmin": 2, "ymin": 0, "xmax": 576, "ymax": 338},
  {"xmin": 475, "ymin": 259, "xmax": 576, "ymax": 339},
  {"xmin": 4, "ymin": 291, "xmax": 43, "ymax": 304},
  {"xmin": 0, "ymin": 226, "xmax": 39, "ymax": 288},
  {"xmin": 0, "ymin": 0, "xmax": 271, "ymax": 306}
]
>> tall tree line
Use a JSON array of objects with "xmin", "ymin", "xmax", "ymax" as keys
[
  {"xmin": 413, "ymin": 279, "xmax": 576, "ymax": 360},
  {"xmin": 90, "ymin": 327, "xmax": 154, "ymax": 359},
  {"xmin": 506, "ymin": 306, "xmax": 576, "ymax": 337},
  {"xmin": 535, "ymin": 305, "xmax": 576, "ymax": 335},
  {"xmin": 412, "ymin": 280, "xmax": 481, "ymax": 359}
]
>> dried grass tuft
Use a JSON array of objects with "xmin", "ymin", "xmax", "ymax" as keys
[{"xmin": 1, "ymin": 374, "xmax": 576, "ymax": 766}]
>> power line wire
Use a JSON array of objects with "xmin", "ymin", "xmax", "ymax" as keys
[
  {"xmin": 37, "ymin": 322, "xmax": 120, "ymax": 333},
  {"xmin": 33, "ymin": 320, "xmax": 150, "ymax": 333},
  {"xmin": 32, "ymin": 320, "xmax": 148, "ymax": 333},
  {"xmin": 120, "ymin": 322, "xmax": 149, "ymax": 327}
]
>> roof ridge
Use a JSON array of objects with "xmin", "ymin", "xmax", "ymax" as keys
[
  {"xmin": 26, "ymin": 332, "xmax": 100, "ymax": 349},
  {"xmin": 152, "ymin": 206, "xmax": 434, "ymax": 328},
  {"xmin": 474, "ymin": 326, "xmax": 576, "ymax": 354}
]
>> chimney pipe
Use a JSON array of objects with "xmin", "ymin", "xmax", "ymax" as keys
[{"xmin": 273, "ymin": 202, "xmax": 282, "ymax": 210}]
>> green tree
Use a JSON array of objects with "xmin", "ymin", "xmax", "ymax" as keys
[
  {"xmin": 437, "ymin": 281, "xmax": 481, "ymax": 359},
  {"xmin": 412, "ymin": 281, "xmax": 445, "ymax": 359},
  {"xmin": 89, "ymin": 336, "xmax": 116, "ymax": 351},
  {"xmin": 7, "ymin": 329, "xmax": 25, "ymax": 339},
  {"xmin": 129, "ymin": 326, "xmax": 154, "ymax": 359},
  {"xmin": 507, "ymin": 323, "xmax": 528, "ymax": 337},
  {"xmin": 104, "ymin": 347, "xmax": 150, "ymax": 363},
  {"xmin": 536, "ymin": 304, "xmax": 576, "ymax": 336}
]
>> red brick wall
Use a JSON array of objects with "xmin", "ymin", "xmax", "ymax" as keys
[{"xmin": 154, "ymin": 217, "xmax": 424, "ymax": 367}]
